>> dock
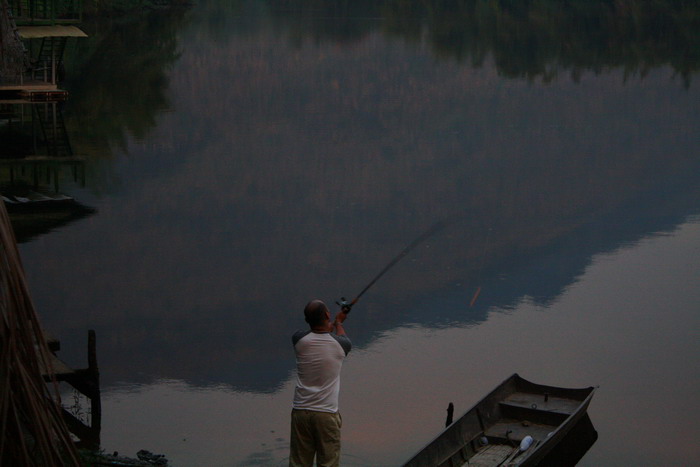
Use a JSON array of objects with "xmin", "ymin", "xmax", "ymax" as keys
[
  {"xmin": 41, "ymin": 330, "xmax": 102, "ymax": 449},
  {"xmin": 1, "ymin": 3, "xmax": 87, "ymax": 99}
]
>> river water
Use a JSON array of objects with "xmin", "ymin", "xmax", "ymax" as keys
[{"xmin": 10, "ymin": 2, "xmax": 700, "ymax": 466}]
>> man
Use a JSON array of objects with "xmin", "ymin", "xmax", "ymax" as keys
[{"xmin": 290, "ymin": 299, "xmax": 351, "ymax": 467}]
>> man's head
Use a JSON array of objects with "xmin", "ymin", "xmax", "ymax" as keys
[{"xmin": 304, "ymin": 300, "xmax": 330, "ymax": 328}]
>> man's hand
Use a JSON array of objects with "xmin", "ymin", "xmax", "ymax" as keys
[
  {"xmin": 333, "ymin": 311, "xmax": 348, "ymax": 335},
  {"xmin": 334, "ymin": 310, "xmax": 348, "ymax": 324}
]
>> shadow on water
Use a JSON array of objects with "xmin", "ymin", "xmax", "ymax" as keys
[{"xmin": 538, "ymin": 414, "xmax": 598, "ymax": 467}]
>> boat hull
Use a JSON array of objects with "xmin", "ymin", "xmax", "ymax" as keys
[{"xmin": 402, "ymin": 374, "xmax": 595, "ymax": 467}]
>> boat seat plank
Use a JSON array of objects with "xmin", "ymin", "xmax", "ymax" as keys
[
  {"xmin": 462, "ymin": 444, "xmax": 515, "ymax": 467},
  {"xmin": 501, "ymin": 392, "xmax": 581, "ymax": 414},
  {"xmin": 484, "ymin": 420, "xmax": 556, "ymax": 443}
]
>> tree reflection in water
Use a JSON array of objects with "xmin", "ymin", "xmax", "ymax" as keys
[{"xmin": 12, "ymin": 2, "xmax": 700, "ymax": 465}]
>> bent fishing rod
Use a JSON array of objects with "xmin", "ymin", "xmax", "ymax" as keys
[{"xmin": 336, "ymin": 220, "xmax": 446, "ymax": 313}]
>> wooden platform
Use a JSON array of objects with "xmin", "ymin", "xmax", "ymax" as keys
[
  {"xmin": 38, "ymin": 331, "xmax": 102, "ymax": 449},
  {"xmin": 0, "ymin": 84, "xmax": 68, "ymax": 102},
  {"xmin": 39, "ymin": 350, "xmax": 75, "ymax": 380},
  {"xmin": 17, "ymin": 25, "xmax": 88, "ymax": 39},
  {"xmin": 0, "ymin": 82, "xmax": 58, "ymax": 91}
]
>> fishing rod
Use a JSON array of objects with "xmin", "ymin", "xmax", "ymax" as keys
[{"xmin": 336, "ymin": 220, "xmax": 446, "ymax": 313}]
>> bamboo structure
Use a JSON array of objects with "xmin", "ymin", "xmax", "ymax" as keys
[{"xmin": 0, "ymin": 200, "xmax": 81, "ymax": 465}]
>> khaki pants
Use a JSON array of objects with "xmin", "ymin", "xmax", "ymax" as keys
[{"xmin": 289, "ymin": 409, "xmax": 342, "ymax": 467}]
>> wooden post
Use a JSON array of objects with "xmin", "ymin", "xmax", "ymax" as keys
[
  {"xmin": 87, "ymin": 329, "xmax": 101, "ymax": 434},
  {"xmin": 51, "ymin": 44, "xmax": 56, "ymax": 85},
  {"xmin": 446, "ymin": 402, "xmax": 454, "ymax": 427}
]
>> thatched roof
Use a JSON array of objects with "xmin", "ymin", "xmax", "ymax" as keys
[{"xmin": 0, "ymin": 198, "xmax": 80, "ymax": 464}]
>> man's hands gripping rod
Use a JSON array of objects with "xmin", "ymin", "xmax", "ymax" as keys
[{"xmin": 332, "ymin": 301, "xmax": 349, "ymax": 336}]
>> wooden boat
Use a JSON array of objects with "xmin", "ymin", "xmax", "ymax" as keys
[
  {"xmin": 402, "ymin": 374, "xmax": 595, "ymax": 467},
  {"xmin": 2, "ymin": 190, "xmax": 75, "ymax": 208},
  {"xmin": 2, "ymin": 189, "xmax": 94, "ymax": 242}
]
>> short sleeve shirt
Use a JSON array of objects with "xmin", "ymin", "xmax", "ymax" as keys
[{"xmin": 292, "ymin": 330, "xmax": 351, "ymax": 413}]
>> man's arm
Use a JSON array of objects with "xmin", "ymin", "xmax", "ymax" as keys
[{"xmin": 333, "ymin": 310, "xmax": 348, "ymax": 336}]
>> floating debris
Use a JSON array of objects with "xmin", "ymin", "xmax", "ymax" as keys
[{"xmin": 469, "ymin": 286, "xmax": 482, "ymax": 307}]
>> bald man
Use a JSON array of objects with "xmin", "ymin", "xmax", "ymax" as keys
[{"xmin": 289, "ymin": 300, "xmax": 351, "ymax": 467}]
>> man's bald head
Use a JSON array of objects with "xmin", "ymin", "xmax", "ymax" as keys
[{"xmin": 304, "ymin": 300, "xmax": 329, "ymax": 327}]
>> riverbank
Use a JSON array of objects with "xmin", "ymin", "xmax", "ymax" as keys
[{"xmin": 80, "ymin": 449, "xmax": 169, "ymax": 466}]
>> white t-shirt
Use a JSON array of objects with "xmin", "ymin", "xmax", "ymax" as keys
[{"xmin": 292, "ymin": 330, "xmax": 352, "ymax": 413}]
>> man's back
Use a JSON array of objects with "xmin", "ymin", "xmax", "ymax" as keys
[{"xmin": 292, "ymin": 330, "xmax": 351, "ymax": 413}]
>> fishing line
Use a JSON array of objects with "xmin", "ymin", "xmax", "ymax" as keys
[{"xmin": 337, "ymin": 220, "xmax": 447, "ymax": 312}]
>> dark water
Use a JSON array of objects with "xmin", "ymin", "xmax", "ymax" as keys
[{"xmin": 7, "ymin": 1, "xmax": 700, "ymax": 465}]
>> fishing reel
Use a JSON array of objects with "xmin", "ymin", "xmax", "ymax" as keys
[{"xmin": 335, "ymin": 297, "xmax": 353, "ymax": 313}]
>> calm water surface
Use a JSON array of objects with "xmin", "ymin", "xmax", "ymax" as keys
[{"xmin": 10, "ymin": 2, "xmax": 700, "ymax": 465}]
